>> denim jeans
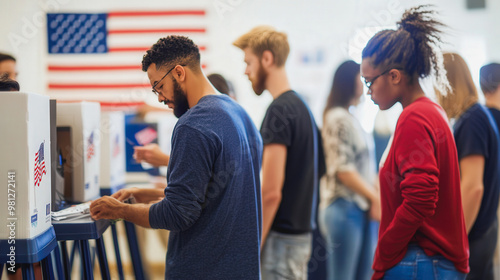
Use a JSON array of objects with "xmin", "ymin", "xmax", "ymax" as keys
[
  {"xmin": 319, "ymin": 198, "xmax": 378, "ymax": 280},
  {"xmin": 383, "ymin": 244, "xmax": 467, "ymax": 280},
  {"xmin": 261, "ymin": 231, "xmax": 312, "ymax": 280}
]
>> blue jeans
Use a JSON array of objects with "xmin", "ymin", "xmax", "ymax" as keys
[
  {"xmin": 261, "ymin": 231, "xmax": 312, "ymax": 280},
  {"xmin": 383, "ymin": 244, "xmax": 467, "ymax": 280},
  {"xmin": 319, "ymin": 198, "xmax": 378, "ymax": 280}
]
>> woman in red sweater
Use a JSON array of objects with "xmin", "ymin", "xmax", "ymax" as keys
[{"xmin": 360, "ymin": 5, "xmax": 469, "ymax": 280}]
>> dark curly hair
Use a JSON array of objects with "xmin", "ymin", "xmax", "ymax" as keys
[
  {"xmin": 142, "ymin": 36, "xmax": 200, "ymax": 72},
  {"xmin": 0, "ymin": 52, "xmax": 16, "ymax": 64},
  {"xmin": 362, "ymin": 5, "xmax": 450, "ymax": 94},
  {"xmin": 0, "ymin": 73, "xmax": 20, "ymax": 91}
]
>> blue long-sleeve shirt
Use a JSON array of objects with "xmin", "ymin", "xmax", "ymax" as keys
[{"xmin": 149, "ymin": 95, "xmax": 263, "ymax": 279}]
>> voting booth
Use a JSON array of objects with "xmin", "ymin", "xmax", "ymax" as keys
[
  {"xmin": 0, "ymin": 92, "xmax": 53, "ymax": 240},
  {"xmin": 125, "ymin": 113, "xmax": 177, "ymax": 176},
  {"xmin": 56, "ymin": 102, "xmax": 101, "ymax": 203},
  {"xmin": 100, "ymin": 111, "xmax": 126, "ymax": 195}
]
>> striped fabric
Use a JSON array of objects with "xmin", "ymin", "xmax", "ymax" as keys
[{"xmin": 46, "ymin": 9, "xmax": 208, "ymax": 105}]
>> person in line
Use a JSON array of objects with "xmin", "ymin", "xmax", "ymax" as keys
[
  {"xmin": 320, "ymin": 60, "xmax": 380, "ymax": 280},
  {"xmin": 233, "ymin": 25, "xmax": 325, "ymax": 279},
  {"xmin": 480, "ymin": 63, "xmax": 500, "ymax": 127},
  {"xmin": 0, "ymin": 74, "xmax": 20, "ymax": 91},
  {"xmin": 360, "ymin": 5, "xmax": 469, "ymax": 279},
  {"xmin": 90, "ymin": 35, "xmax": 263, "ymax": 279},
  {"xmin": 0, "ymin": 52, "xmax": 17, "ymax": 80},
  {"xmin": 133, "ymin": 73, "xmax": 236, "ymax": 166},
  {"xmin": 207, "ymin": 73, "xmax": 237, "ymax": 100},
  {"xmin": 436, "ymin": 53, "xmax": 500, "ymax": 280}
]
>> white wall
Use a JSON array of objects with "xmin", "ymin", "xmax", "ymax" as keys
[{"xmin": 1, "ymin": 0, "xmax": 500, "ymax": 128}]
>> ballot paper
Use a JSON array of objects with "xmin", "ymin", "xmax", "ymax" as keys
[{"xmin": 52, "ymin": 202, "xmax": 91, "ymax": 221}]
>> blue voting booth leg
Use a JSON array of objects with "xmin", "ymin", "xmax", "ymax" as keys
[
  {"xmin": 96, "ymin": 236, "xmax": 111, "ymax": 280},
  {"xmin": 41, "ymin": 254, "xmax": 55, "ymax": 280},
  {"xmin": 21, "ymin": 264, "xmax": 35, "ymax": 280},
  {"xmin": 52, "ymin": 244, "xmax": 65, "ymax": 280},
  {"xmin": 124, "ymin": 221, "xmax": 147, "ymax": 280},
  {"xmin": 59, "ymin": 241, "xmax": 71, "ymax": 280},
  {"xmin": 111, "ymin": 223, "xmax": 125, "ymax": 280},
  {"xmin": 0, "ymin": 227, "xmax": 57, "ymax": 280},
  {"xmin": 79, "ymin": 240, "xmax": 94, "ymax": 280}
]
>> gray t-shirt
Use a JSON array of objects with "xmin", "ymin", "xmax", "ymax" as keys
[{"xmin": 320, "ymin": 107, "xmax": 376, "ymax": 210}]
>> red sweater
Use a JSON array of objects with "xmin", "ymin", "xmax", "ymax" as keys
[{"xmin": 372, "ymin": 97, "xmax": 469, "ymax": 279}]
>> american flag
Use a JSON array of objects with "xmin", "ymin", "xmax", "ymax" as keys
[
  {"xmin": 87, "ymin": 132, "xmax": 95, "ymax": 161},
  {"xmin": 46, "ymin": 10, "xmax": 208, "ymax": 105},
  {"xmin": 135, "ymin": 127, "xmax": 158, "ymax": 146},
  {"xmin": 34, "ymin": 142, "xmax": 47, "ymax": 187}
]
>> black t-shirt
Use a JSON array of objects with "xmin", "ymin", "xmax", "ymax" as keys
[
  {"xmin": 454, "ymin": 103, "xmax": 500, "ymax": 241},
  {"xmin": 260, "ymin": 90, "xmax": 325, "ymax": 234},
  {"xmin": 489, "ymin": 107, "xmax": 500, "ymax": 129}
]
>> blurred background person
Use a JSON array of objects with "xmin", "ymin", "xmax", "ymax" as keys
[
  {"xmin": 362, "ymin": 6, "xmax": 469, "ymax": 279},
  {"xmin": 207, "ymin": 73, "xmax": 236, "ymax": 100},
  {"xmin": 0, "ymin": 74, "xmax": 20, "ymax": 91},
  {"xmin": 319, "ymin": 60, "xmax": 379, "ymax": 280},
  {"xmin": 233, "ymin": 26, "xmax": 325, "ymax": 280},
  {"xmin": 480, "ymin": 63, "xmax": 500, "ymax": 127},
  {"xmin": 436, "ymin": 53, "xmax": 500, "ymax": 280},
  {"xmin": 0, "ymin": 52, "xmax": 17, "ymax": 80}
]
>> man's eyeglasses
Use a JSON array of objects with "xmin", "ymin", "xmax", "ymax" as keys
[
  {"xmin": 152, "ymin": 65, "xmax": 179, "ymax": 96},
  {"xmin": 363, "ymin": 68, "xmax": 403, "ymax": 91}
]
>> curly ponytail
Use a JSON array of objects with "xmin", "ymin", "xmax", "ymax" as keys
[{"xmin": 362, "ymin": 5, "xmax": 450, "ymax": 95}]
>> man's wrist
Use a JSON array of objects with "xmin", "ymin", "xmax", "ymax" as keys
[{"xmin": 120, "ymin": 203, "xmax": 131, "ymax": 220}]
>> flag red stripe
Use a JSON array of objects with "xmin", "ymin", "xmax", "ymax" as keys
[
  {"xmin": 49, "ymin": 83, "xmax": 150, "ymax": 89},
  {"xmin": 48, "ymin": 64, "xmax": 142, "ymax": 71},
  {"xmin": 100, "ymin": 101, "xmax": 145, "ymax": 106},
  {"xmin": 108, "ymin": 45, "xmax": 206, "ymax": 52},
  {"xmin": 49, "ymin": 65, "xmax": 141, "ymax": 71},
  {"xmin": 107, "ymin": 10, "xmax": 206, "ymax": 17},
  {"xmin": 58, "ymin": 100, "xmax": 146, "ymax": 107},
  {"xmin": 108, "ymin": 28, "xmax": 206, "ymax": 34},
  {"xmin": 48, "ymin": 64, "xmax": 206, "ymax": 71},
  {"xmin": 108, "ymin": 47, "xmax": 150, "ymax": 53}
]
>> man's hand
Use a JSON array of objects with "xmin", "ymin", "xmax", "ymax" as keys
[
  {"xmin": 90, "ymin": 196, "xmax": 127, "ymax": 220},
  {"xmin": 133, "ymin": 143, "xmax": 170, "ymax": 167},
  {"xmin": 112, "ymin": 187, "xmax": 165, "ymax": 204},
  {"xmin": 112, "ymin": 188, "xmax": 139, "ymax": 203}
]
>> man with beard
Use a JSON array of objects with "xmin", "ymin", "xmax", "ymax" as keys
[
  {"xmin": 234, "ymin": 26, "xmax": 324, "ymax": 280},
  {"xmin": 90, "ymin": 36, "xmax": 263, "ymax": 279}
]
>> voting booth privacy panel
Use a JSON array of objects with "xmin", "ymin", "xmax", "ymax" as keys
[
  {"xmin": 56, "ymin": 102, "xmax": 101, "ymax": 203},
  {"xmin": 0, "ymin": 92, "xmax": 52, "ymax": 240},
  {"xmin": 100, "ymin": 111, "xmax": 126, "ymax": 193}
]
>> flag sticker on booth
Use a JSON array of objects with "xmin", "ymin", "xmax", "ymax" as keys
[
  {"xmin": 34, "ymin": 142, "xmax": 47, "ymax": 187},
  {"xmin": 87, "ymin": 131, "xmax": 95, "ymax": 161},
  {"xmin": 135, "ymin": 127, "xmax": 157, "ymax": 145}
]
